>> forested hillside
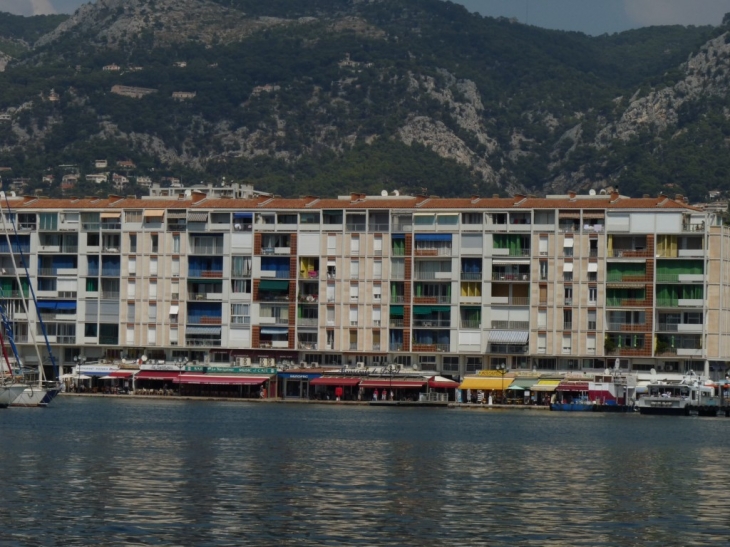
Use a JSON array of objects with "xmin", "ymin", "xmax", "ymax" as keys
[{"xmin": 0, "ymin": 0, "xmax": 727, "ymax": 201}]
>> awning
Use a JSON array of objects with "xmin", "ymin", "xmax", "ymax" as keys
[
  {"xmin": 36, "ymin": 300, "xmax": 77, "ymax": 310},
  {"xmin": 110, "ymin": 371, "xmax": 135, "ymax": 378},
  {"xmin": 559, "ymin": 212, "xmax": 581, "ymax": 219},
  {"xmin": 360, "ymin": 379, "xmax": 426, "ymax": 389},
  {"xmin": 511, "ymin": 378, "xmax": 539, "ymax": 389},
  {"xmin": 459, "ymin": 377, "xmax": 515, "ymax": 390},
  {"xmin": 557, "ymin": 381, "xmax": 590, "ymax": 392},
  {"xmin": 582, "ymin": 212, "xmax": 605, "ymax": 219},
  {"xmin": 187, "ymin": 212, "xmax": 208, "ymax": 222},
  {"xmin": 391, "ymin": 234, "xmax": 406, "ymax": 240},
  {"xmin": 100, "ymin": 212, "xmax": 121, "ymax": 219},
  {"xmin": 428, "ymin": 376, "xmax": 460, "ymax": 389},
  {"xmin": 310, "ymin": 377, "xmax": 361, "ymax": 387},
  {"xmin": 259, "ymin": 280, "xmax": 289, "ymax": 291},
  {"xmin": 234, "ymin": 212, "xmax": 253, "ymax": 219},
  {"xmin": 487, "ymin": 330, "xmax": 529, "ymax": 344},
  {"xmin": 530, "ymin": 379, "xmax": 561, "ymax": 392},
  {"xmin": 389, "ymin": 305, "xmax": 404, "ymax": 316},
  {"xmin": 279, "ymin": 372, "xmax": 321, "ymax": 380},
  {"xmin": 414, "ymin": 234, "xmax": 452, "ymax": 242},
  {"xmin": 260, "ymin": 327, "xmax": 288, "ymax": 335},
  {"xmin": 186, "ymin": 326, "xmax": 221, "ymax": 335},
  {"xmin": 166, "ymin": 211, "xmax": 187, "ymax": 219},
  {"xmin": 564, "ymin": 238, "xmax": 574, "ymax": 247},
  {"xmin": 143, "ymin": 210, "xmax": 164, "ymax": 218},
  {"xmin": 175, "ymin": 374, "xmax": 270, "ymax": 385},
  {"xmin": 169, "ymin": 305, "xmax": 179, "ymax": 315},
  {"xmin": 135, "ymin": 371, "xmax": 181, "ymax": 381},
  {"xmin": 563, "ymin": 262, "xmax": 574, "ymax": 272},
  {"xmin": 588, "ymin": 262, "xmax": 598, "ymax": 272}
]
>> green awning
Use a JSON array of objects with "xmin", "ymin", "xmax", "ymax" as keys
[
  {"xmin": 461, "ymin": 306, "xmax": 481, "ymax": 311},
  {"xmin": 259, "ymin": 280, "xmax": 289, "ymax": 291},
  {"xmin": 389, "ymin": 305, "xmax": 404, "ymax": 316},
  {"xmin": 431, "ymin": 306, "xmax": 451, "ymax": 313},
  {"xmin": 413, "ymin": 306, "xmax": 432, "ymax": 315},
  {"xmin": 190, "ymin": 279, "xmax": 222, "ymax": 285}
]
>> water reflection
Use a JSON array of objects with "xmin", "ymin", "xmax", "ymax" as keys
[{"xmin": 1, "ymin": 399, "xmax": 730, "ymax": 545}]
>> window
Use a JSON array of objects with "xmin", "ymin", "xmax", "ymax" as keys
[
  {"xmin": 588, "ymin": 287, "xmax": 597, "ymax": 305},
  {"xmin": 588, "ymin": 272, "xmax": 597, "ymax": 282},
  {"xmin": 563, "ymin": 309, "xmax": 572, "ymax": 330},
  {"xmin": 126, "ymin": 325, "xmax": 135, "ymax": 344},
  {"xmin": 373, "ymin": 284, "xmax": 382, "ymax": 300},
  {"xmin": 351, "ymin": 235, "xmax": 360, "ymax": 254},
  {"xmin": 127, "ymin": 303, "xmax": 135, "ymax": 322},
  {"xmin": 326, "ymin": 306, "xmax": 335, "ymax": 326},
  {"xmin": 465, "ymin": 357, "xmax": 483, "ymax": 373},
  {"xmin": 443, "ymin": 356, "xmax": 459, "ymax": 372},
  {"xmin": 587, "ymin": 334, "xmax": 596, "ymax": 354},
  {"xmin": 327, "ymin": 234, "xmax": 336, "ymax": 253},
  {"xmin": 169, "ymin": 328, "xmax": 178, "ymax": 345},
  {"xmin": 149, "ymin": 280, "xmax": 157, "ymax": 299},
  {"xmin": 538, "ymin": 309, "xmax": 547, "ymax": 328},
  {"xmin": 372, "ymin": 306, "xmax": 381, "ymax": 326},
  {"xmin": 539, "ymin": 236, "xmax": 548, "ymax": 255},
  {"xmin": 537, "ymin": 333, "xmax": 547, "ymax": 353},
  {"xmin": 150, "ymin": 257, "xmax": 158, "ymax": 276},
  {"xmin": 587, "ymin": 310, "xmax": 597, "ymax": 330},
  {"xmin": 539, "ymin": 260, "xmax": 548, "ymax": 281},
  {"xmin": 148, "ymin": 326, "xmax": 156, "ymax": 344},
  {"xmin": 373, "ymin": 260, "xmax": 383, "ymax": 279},
  {"xmin": 129, "ymin": 257, "xmax": 136, "ymax": 275},
  {"xmin": 87, "ymin": 233, "xmax": 100, "ymax": 247},
  {"xmin": 151, "ymin": 234, "xmax": 158, "ymax": 253},
  {"xmin": 148, "ymin": 304, "xmax": 157, "ymax": 321},
  {"xmin": 564, "ymin": 287, "xmax": 573, "ymax": 306},
  {"xmin": 172, "ymin": 234, "xmax": 180, "ymax": 254},
  {"xmin": 84, "ymin": 323, "xmax": 97, "ymax": 337},
  {"xmin": 231, "ymin": 303, "xmax": 250, "ymax": 325},
  {"xmin": 349, "ymin": 305, "xmax": 358, "ymax": 326},
  {"xmin": 129, "ymin": 234, "xmax": 137, "ymax": 253},
  {"xmin": 127, "ymin": 279, "xmax": 136, "ymax": 298},
  {"xmin": 231, "ymin": 279, "xmax": 250, "ymax": 294},
  {"xmin": 39, "ymin": 213, "xmax": 57, "ymax": 231},
  {"xmin": 172, "ymin": 257, "xmax": 180, "ymax": 277},
  {"xmin": 350, "ymin": 260, "xmax": 360, "ymax": 279},
  {"xmin": 374, "ymin": 236, "xmax": 383, "ymax": 254},
  {"xmin": 350, "ymin": 282, "xmax": 359, "ymax": 301},
  {"xmin": 125, "ymin": 210, "xmax": 142, "ymax": 223}
]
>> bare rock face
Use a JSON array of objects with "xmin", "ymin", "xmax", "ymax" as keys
[{"xmin": 0, "ymin": 53, "xmax": 10, "ymax": 72}]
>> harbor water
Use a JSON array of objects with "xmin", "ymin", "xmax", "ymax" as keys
[{"xmin": 1, "ymin": 397, "xmax": 729, "ymax": 546}]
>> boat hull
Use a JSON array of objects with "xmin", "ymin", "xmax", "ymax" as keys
[
  {"xmin": 0, "ymin": 384, "xmax": 28, "ymax": 408},
  {"xmin": 11, "ymin": 386, "xmax": 61, "ymax": 407},
  {"xmin": 551, "ymin": 403, "xmax": 593, "ymax": 412}
]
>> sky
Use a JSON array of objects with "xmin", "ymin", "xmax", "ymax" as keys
[{"xmin": 3, "ymin": 0, "xmax": 730, "ymax": 36}]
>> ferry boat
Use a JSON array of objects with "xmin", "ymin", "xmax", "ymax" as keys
[
  {"xmin": 636, "ymin": 373, "xmax": 719, "ymax": 416},
  {"xmin": 550, "ymin": 372, "xmax": 637, "ymax": 412}
]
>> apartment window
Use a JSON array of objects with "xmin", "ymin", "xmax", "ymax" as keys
[
  {"xmin": 349, "ymin": 330, "xmax": 358, "ymax": 350},
  {"xmin": 172, "ymin": 234, "xmax": 180, "ymax": 254},
  {"xmin": 537, "ymin": 333, "xmax": 547, "ymax": 354},
  {"xmin": 539, "ymin": 236, "xmax": 548, "ymax": 255},
  {"xmin": 373, "ymin": 259, "xmax": 383, "ymax": 279},
  {"xmin": 39, "ymin": 213, "xmax": 57, "ymax": 231},
  {"xmin": 373, "ymin": 284, "xmax": 382, "ymax": 301},
  {"xmin": 87, "ymin": 233, "xmax": 100, "ymax": 247},
  {"xmin": 465, "ymin": 356, "xmax": 483, "ymax": 373},
  {"xmin": 537, "ymin": 309, "xmax": 547, "ymax": 328},
  {"xmin": 327, "ymin": 234, "xmax": 336, "ymax": 253},
  {"xmin": 326, "ymin": 329, "xmax": 334, "ymax": 350},
  {"xmin": 127, "ymin": 279, "xmax": 136, "ymax": 298},
  {"xmin": 127, "ymin": 302, "xmax": 135, "ymax": 322},
  {"xmin": 172, "ymin": 257, "xmax": 180, "ymax": 277},
  {"xmin": 149, "ymin": 280, "xmax": 157, "ymax": 299},
  {"xmin": 539, "ymin": 285, "xmax": 548, "ymax": 304},
  {"xmin": 443, "ymin": 356, "xmax": 460, "ymax": 372},
  {"xmin": 151, "ymin": 234, "xmax": 158, "ymax": 253},
  {"xmin": 351, "ymin": 235, "xmax": 360, "ymax": 254},
  {"xmin": 349, "ymin": 306, "xmax": 358, "ymax": 326},
  {"xmin": 588, "ymin": 287, "xmax": 597, "ymax": 305},
  {"xmin": 587, "ymin": 310, "xmax": 597, "ymax": 330},
  {"xmin": 350, "ymin": 260, "xmax": 360, "ymax": 279},
  {"xmin": 586, "ymin": 334, "xmax": 596, "ymax": 354},
  {"xmin": 231, "ymin": 279, "xmax": 251, "ymax": 294},
  {"xmin": 563, "ymin": 263, "xmax": 573, "ymax": 282},
  {"xmin": 170, "ymin": 328, "xmax": 178, "ymax": 345},
  {"xmin": 148, "ymin": 304, "xmax": 157, "ymax": 321},
  {"xmin": 374, "ymin": 235, "xmax": 383, "ymax": 255},
  {"xmin": 84, "ymin": 323, "xmax": 97, "ymax": 337},
  {"xmin": 129, "ymin": 234, "xmax": 137, "ymax": 253},
  {"xmin": 326, "ymin": 306, "xmax": 335, "ymax": 326},
  {"xmin": 372, "ymin": 307, "xmax": 381, "ymax": 327},
  {"xmin": 126, "ymin": 325, "xmax": 135, "ymax": 344},
  {"xmin": 350, "ymin": 282, "xmax": 359, "ymax": 301},
  {"xmin": 588, "ymin": 272, "xmax": 597, "ymax": 282},
  {"xmin": 147, "ymin": 326, "xmax": 156, "ymax": 345},
  {"xmin": 563, "ymin": 309, "xmax": 572, "ymax": 330},
  {"xmin": 539, "ymin": 260, "xmax": 548, "ymax": 281},
  {"xmin": 129, "ymin": 257, "xmax": 136, "ymax": 275},
  {"xmin": 125, "ymin": 210, "xmax": 142, "ymax": 223},
  {"xmin": 563, "ymin": 237, "xmax": 574, "ymax": 257},
  {"xmin": 564, "ymin": 287, "xmax": 573, "ymax": 306},
  {"xmin": 231, "ymin": 303, "xmax": 250, "ymax": 325},
  {"xmin": 150, "ymin": 257, "xmax": 158, "ymax": 276}
]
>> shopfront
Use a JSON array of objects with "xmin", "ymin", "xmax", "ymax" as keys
[{"xmin": 278, "ymin": 370, "xmax": 322, "ymax": 399}]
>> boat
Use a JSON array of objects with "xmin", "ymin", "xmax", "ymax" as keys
[
  {"xmin": 636, "ymin": 371, "xmax": 719, "ymax": 416},
  {"xmin": 0, "ymin": 196, "xmax": 61, "ymax": 407},
  {"xmin": 550, "ymin": 372, "xmax": 637, "ymax": 412},
  {"xmin": 0, "ymin": 383, "xmax": 27, "ymax": 408}
]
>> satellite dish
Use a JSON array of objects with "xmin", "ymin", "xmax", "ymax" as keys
[
  {"xmin": 141, "ymin": 355, "xmax": 148, "ymax": 362},
  {"xmin": 589, "ymin": 189, "xmax": 596, "ymax": 196},
  {"xmin": 604, "ymin": 368, "xmax": 610, "ymax": 375},
  {"xmin": 380, "ymin": 189, "xmax": 388, "ymax": 196},
  {"xmin": 392, "ymin": 190, "xmax": 400, "ymax": 196}
]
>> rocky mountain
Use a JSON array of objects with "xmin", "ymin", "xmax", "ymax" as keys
[{"xmin": 0, "ymin": 0, "xmax": 728, "ymax": 201}]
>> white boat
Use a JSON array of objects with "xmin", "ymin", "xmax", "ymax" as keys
[
  {"xmin": 636, "ymin": 372, "xmax": 719, "ymax": 416},
  {"xmin": 0, "ymin": 383, "xmax": 27, "ymax": 408},
  {"xmin": 11, "ymin": 383, "xmax": 60, "ymax": 407}
]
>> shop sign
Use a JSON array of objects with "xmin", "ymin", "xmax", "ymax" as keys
[{"xmin": 184, "ymin": 366, "xmax": 277, "ymax": 374}]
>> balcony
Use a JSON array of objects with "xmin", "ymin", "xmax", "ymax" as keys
[
  {"xmin": 188, "ymin": 270, "xmax": 224, "ymax": 278},
  {"xmin": 492, "ymin": 248, "xmax": 531, "ymax": 257},
  {"xmin": 101, "ymin": 222, "xmax": 121, "ymax": 230},
  {"xmin": 369, "ymin": 223, "xmax": 390, "ymax": 232},
  {"xmin": 461, "ymin": 272, "xmax": 482, "ymax": 281},
  {"xmin": 188, "ymin": 316, "xmax": 223, "ymax": 325},
  {"xmin": 656, "ymin": 323, "xmax": 703, "ymax": 332},
  {"xmin": 413, "ymin": 296, "xmax": 450, "ymax": 304},
  {"xmin": 390, "ymin": 296, "xmax": 406, "ymax": 303},
  {"xmin": 490, "ymin": 321, "xmax": 529, "ymax": 330},
  {"xmin": 655, "ymin": 274, "xmax": 704, "ymax": 283},
  {"xmin": 190, "ymin": 292, "xmax": 223, "ymax": 301},
  {"xmin": 100, "ymin": 291, "xmax": 120, "ymax": 299},
  {"xmin": 190, "ymin": 246, "xmax": 224, "ymax": 255},
  {"xmin": 389, "ymin": 343, "xmax": 404, "ymax": 351},
  {"xmin": 414, "ymin": 247, "xmax": 452, "ymax": 257},
  {"xmin": 461, "ymin": 320, "xmax": 482, "ymax": 329},
  {"xmin": 414, "ymin": 271, "xmax": 452, "ymax": 280},
  {"xmin": 411, "ymin": 343, "xmax": 450, "ymax": 352},
  {"xmin": 298, "ymin": 318, "xmax": 318, "ymax": 327},
  {"xmin": 606, "ymin": 323, "xmax": 651, "ymax": 332},
  {"xmin": 389, "ymin": 319, "xmax": 404, "ymax": 327},
  {"xmin": 186, "ymin": 337, "xmax": 222, "ymax": 347},
  {"xmin": 682, "ymin": 223, "xmax": 705, "ymax": 232},
  {"xmin": 488, "ymin": 344, "xmax": 529, "ymax": 354},
  {"xmin": 610, "ymin": 249, "xmax": 652, "ymax": 258},
  {"xmin": 99, "ymin": 336, "xmax": 118, "ymax": 345},
  {"xmin": 492, "ymin": 272, "xmax": 530, "ymax": 281},
  {"xmin": 607, "ymin": 274, "xmax": 651, "ymax": 283},
  {"xmin": 413, "ymin": 319, "xmax": 451, "ymax": 328},
  {"xmin": 346, "ymin": 223, "xmax": 366, "ymax": 233},
  {"xmin": 260, "ymin": 270, "xmax": 290, "ymax": 279}
]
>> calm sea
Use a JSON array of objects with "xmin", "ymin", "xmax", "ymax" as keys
[{"xmin": 0, "ymin": 397, "xmax": 729, "ymax": 546}]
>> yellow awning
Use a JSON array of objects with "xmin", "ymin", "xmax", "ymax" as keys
[
  {"xmin": 143, "ymin": 209, "xmax": 164, "ymax": 217},
  {"xmin": 530, "ymin": 379, "xmax": 561, "ymax": 392},
  {"xmin": 100, "ymin": 212, "xmax": 121, "ymax": 219},
  {"xmin": 459, "ymin": 377, "xmax": 514, "ymax": 390}
]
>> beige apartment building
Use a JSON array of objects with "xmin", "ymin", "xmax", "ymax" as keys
[{"xmin": 0, "ymin": 189, "xmax": 729, "ymax": 379}]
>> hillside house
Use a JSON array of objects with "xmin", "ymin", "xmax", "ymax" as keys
[
  {"xmin": 112, "ymin": 173, "xmax": 128, "ymax": 189},
  {"xmin": 174, "ymin": 61, "xmax": 187, "ymax": 68},
  {"xmin": 0, "ymin": 114, "xmax": 10, "ymax": 122},
  {"xmin": 103, "ymin": 64, "xmax": 121, "ymax": 72},
  {"xmin": 172, "ymin": 91, "xmax": 197, "ymax": 101},
  {"xmin": 86, "ymin": 174, "xmax": 108, "ymax": 184},
  {"xmin": 95, "ymin": 160, "xmax": 108, "ymax": 169},
  {"xmin": 136, "ymin": 176, "xmax": 152, "ymax": 187},
  {"xmin": 110, "ymin": 85, "xmax": 157, "ymax": 99},
  {"xmin": 117, "ymin": 160, "xmax": 136, "ymax": 169}
]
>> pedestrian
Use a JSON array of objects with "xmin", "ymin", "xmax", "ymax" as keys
[
  {"xmin": 381, "ymin": 389, "xmax": 387, "ymax": 401},
  {"xmin": 373, "ymin": 388, "xmax": 379, "ymax": 401},
  {"xmin": 334, "ymin": 385, "xmax": 343, "ymax": 402},
  {"xmin": 466, "ymin": 388, "xmax": 472, "ymax": 403},
  {"xmin": 390, "ymin": 389, "xmax": 394, "ymax": 401},
  {"xmin": 477, "ymin": 390, "xmax": 484, "ymax": 404},
  {"xmin": 488, "ymin": 392, "xmax": 493, "ymax": 405},
  {"xmin": 260, "ymin": 386, "xmax": 267, "ymax": 399}
]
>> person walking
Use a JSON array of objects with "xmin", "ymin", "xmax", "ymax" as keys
[
  {"xmin": 373, "ymin": 388, "xmax": 379, "ymax": 401},
  {"xmin": 334, "ymin": 385, "xmax": 343, "ymax": 402}
]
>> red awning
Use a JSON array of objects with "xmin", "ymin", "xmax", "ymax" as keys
[
  {"xmin": 175, "ymin": 374, "xmax": 270, "ymax": 385},
  {"xmin": 135, "ymin": 371, "xmax": 182, "ymax": 381},
  {"xmin": 428, "ymin": 377, "xmax": 460, "ymax": 389},
  {"xmin": 110, "ymin": 371, "xmax": 135, "ymax": 378},
  {"xmin": 310, "ymin": 377, "xmax": 361, "ymax": 387},
  {"xmin": 557, "ymin": 382, "xmax": 590, "ymax": 392},
  {"xmin": 359, "ymin": 379, "xmax": 426, "ymax": 389}
]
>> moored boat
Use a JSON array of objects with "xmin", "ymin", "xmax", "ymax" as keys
[
  {"xmin": 0, "ymin": 383, "xmax": 27, "ymax": 408},
  {"xmin": 636, "ymin": 372, "xmax": 719, "ymax": 416}
]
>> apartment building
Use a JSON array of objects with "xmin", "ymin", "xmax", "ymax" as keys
[{"xmin": 1, "ymin": 189, "xmax": 728, "ymax": 379}]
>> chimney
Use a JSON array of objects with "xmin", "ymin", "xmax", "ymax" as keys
[
  {"xmin": 568, "ymin": 190, "xmax": 577, "ymax": 199},
  {"xmin": 610, "ymin": 191, "xmax": 620, "ymax": 201},
  {"xmin": 675, "ymin": 194, "xmax": 683, "ymax": 201}
]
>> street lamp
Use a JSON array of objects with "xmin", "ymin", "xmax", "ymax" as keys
[{"xmin": 496, "ymin": 363, "xmax": 507, "ymax": 404}]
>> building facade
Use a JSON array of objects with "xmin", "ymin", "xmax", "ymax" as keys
[{"xmin": 1, "ymin": 190, "xmax": 729, "ymax": 378}]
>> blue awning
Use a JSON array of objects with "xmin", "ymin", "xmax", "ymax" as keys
[
  {"xmin": 234, "ymin": 212, "xmax": 253, "ymax": 219},
  {"xmin": 391, "ymin": 234, "xmax": 406, "ymax": 240},
  {"xmin": 37, "ymin": 301, "xmax": 58, "ymax": 310},
  {"xmin": 415, "ymin": 233, "xmax": 452, "ymax": 242},
  {"xmin": 260, "ymin": 327, "xmax": 289, "ymax": 335},
  {"xmin": 55, "ymin": 301, "xmax": 77, "ymax": 310}
]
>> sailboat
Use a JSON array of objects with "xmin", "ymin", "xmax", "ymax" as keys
[
  {"xmin": 0, "ymin": 195, "xmax": 61, "ymax": 407},
  {"xmin": 0, "ymin": 328, "xmax": 27, "ymax": 407}
]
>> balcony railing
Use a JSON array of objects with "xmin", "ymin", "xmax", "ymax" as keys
[
  {"xmin": 190, "ymin": 246, "xmax": 224, "ymax": 255},
  {"xmin": 492, "ymin": 273, "xmax": 530, "ymax": 281},
  {"xmin": 461, "ymin": 272, "xmax": 482, "ymax": 281},
  {"xmin": 258, "ymin": 295, "xmax": 289, "ymax": 302},
  {"xmin": 562, "ymin": 323, "xmax": 573, "ymax": 330},
  {"xmin": 100, "ymin": 291, "xmax": 120, "ymax": 299},
  {"xmin": 413, "ymin": 295, "xmax": 450, "ymax": 304},
  {"xmin": 101, "ymin": 268, "xmax": 121, "ymax": 276},
  {"xmin": 657, "ymin": 323, "xmax": 703, "ymax": 332},
  {"xmin": 298, "ymin": 318, "xmax": 318, "ymax": 327},
  {"xmin": 488, "ymin": 344, "xmax": 529, "ymax": 354},
  {"xmin": 390, "ymin": 296, "xmax": 406, "ymax": 303},
  {"xmin": 461, "ymin": 320, "xmax": 482, "ymax": 329},
  {"xmin": 506, "ymin": 297, "xmax": 530, "ymax": 306},
  {"xmin": 606, "ymin": 323, "xmax": 651, "ymax": 331},
  {"xmin": 345, "ymin": 223, "xmax": 366, "ymax": 233},
  {"xmin": 607, "ymin": 273, "xmax": 650, "ymax": 283},
  {"xmin": 411, "ymin": 343, "xmax": 450, "ymax": 352},
  {"xmin": 606, "ymin": 298, "xmax": 650, "ymax": 307},
  {"xmin": 101, "ymin": 223, "xmax": 121, "ymax": 230},
  {"xmin": 414, "ymin": 247, "xmax": 452, "ymax": 257},
  {"xmin": 391, "ymin": 248, "xmax": 406, "ymax": 256},
  {"xmin": 185, "ymin": 338, "xmax": 222, "ymax": 347},
  {"xmin": 389, "ymin": 343, "xmax": 404, "ymax": 351},
  {"xmin": 189, "ymin": 270, "xmax": 223, "ymax": 278},
  {"xmin": 99, "ymin": 336, "xmax": 118, "ymax": 345},
  {"xmin": 610, "ymin": 249, "xmax": 652, "ymax": 258},
  {"xmin": 368, "ymin": 223, "xmax": 390, "ymax": 232},
  {"xmin": 413, "ymin": 319, "xmax": 451, "ymax": 328},
  {"xmin": 389, "ymin": 319, "xmax": 404, "ymax": 327},
  {"xmin": 188, "ymin": 316, "xmax": 223, "ymax": 324},
  {"xmin": 490, "ymin": 321, "xmax": 529, "ymax": 330},
  {"xmin": 414, "ymin": 271, "xmax": 452, "ymax": 280}
]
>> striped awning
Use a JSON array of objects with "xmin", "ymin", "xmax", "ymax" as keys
[
  {"xmin": 530, "ymin": 379, "xmax": 561, "ymax": 392},
  {"xmin": 100, "ymin": 212, "xmax": 121, "ymax": 219},
  {"xmin": 487, "ymin": 330, "xmax": 528, "ymax": 344},
  {"xmin": 167, "ymin": 210, "xmax": 187, "ymax": 219},
  {"xmin": 143, "ymin": 209, "xmax": 164, "ymax": 218},
  {"xmin": 187, "ymin": 212, "xmax": 208, "ymax": 222}
]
